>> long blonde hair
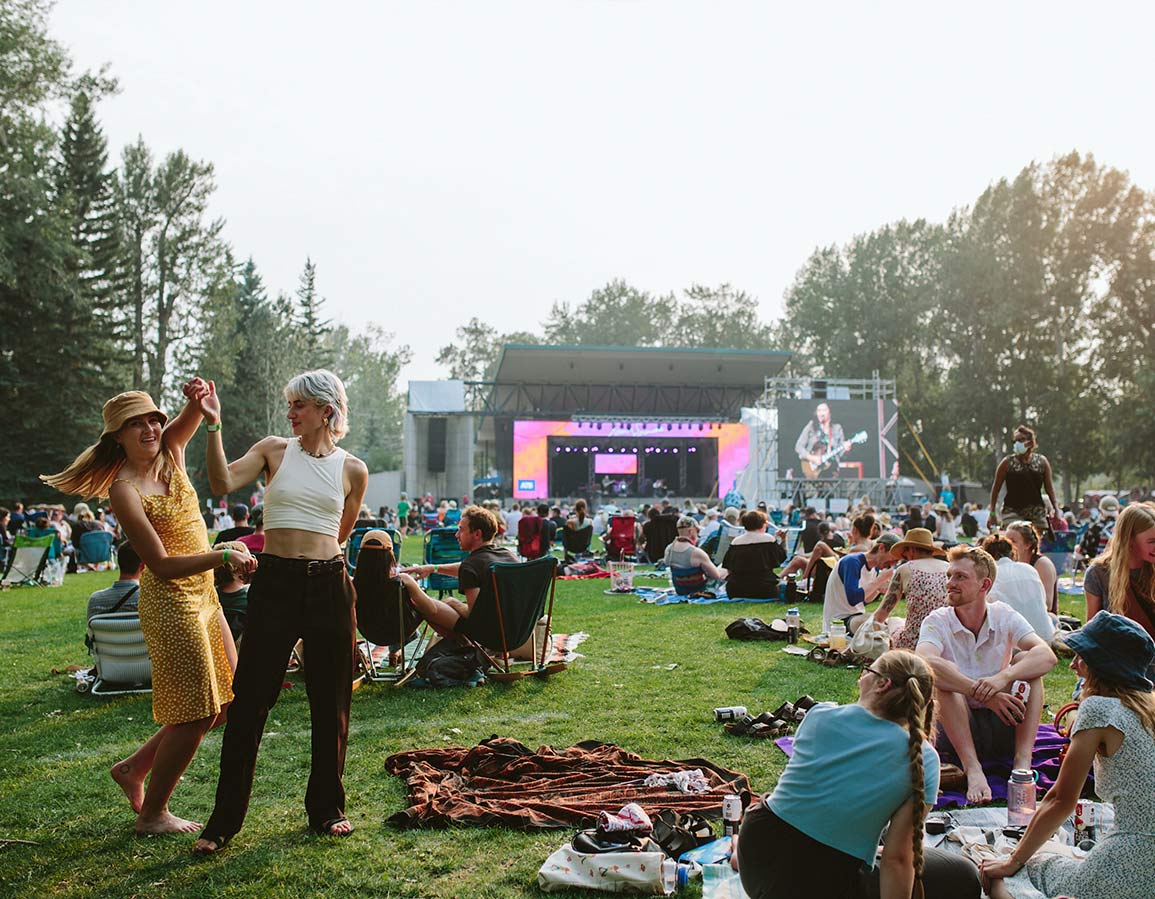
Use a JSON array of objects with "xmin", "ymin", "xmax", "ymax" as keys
[
  {"xmin": 41, "ymin": 434, "xmax": 175, "ymax": 500},
  {"xmin": 1081, "ymin": 668, "xmax": 1155, "ymax": 738},
  {"xmin": 1092, "ymin": 503, "xmax": 1155, "ymax": 615},
  {"xmin": 872, "ymin": 649, "xmax": 936, "ymax": 898}
]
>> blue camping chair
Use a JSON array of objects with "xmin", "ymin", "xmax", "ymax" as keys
[
  {"xmin": 76, "ymin": 530, "xmax": 114, "ymax": 568},
  {"xmin": 670, "ymin": 565, "xmax": 710, "ymax": 596},
  {"xmin": 423, "ymin": 527, "xmax": 468, "ymax": 596},
  {"xmin": 346, "ymin": 527, "xmax": 401, "ymax": 575},
  {"xmin": 443, "ymin": 508, "xmax": 461, "ymax": 527}
]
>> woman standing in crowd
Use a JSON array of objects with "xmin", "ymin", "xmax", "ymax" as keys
[
  {"xmin": 733, "ymin": 649, "xmax": 980, "ymax": 899},
  {"xmin": 988, "ymin": 424, "xmax": 1058, "ymax": 528},
  {"xmin": 41, "ymin": 390, "xmax": 255, "ymax": 834},
  {"xmin": 981, "ymin": 612, "xmax": 1155, "ymax": 899},
  {"xmin": 1005, "ymin": 520, "xmax": 1059, "ymax": 616},
  {"xmin": 188, "ymin": 371, "xmax": 367, "ymax": 854},
  {"xmin": 1083, "ymin": 502, "xmax": 1155, "ymax": 642}
]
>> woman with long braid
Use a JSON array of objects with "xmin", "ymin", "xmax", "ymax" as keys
[{"xmin": 732, "ymin": 649, "xmax": 980, "ymax": 899}]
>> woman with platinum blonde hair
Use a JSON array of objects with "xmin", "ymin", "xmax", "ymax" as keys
[
  {"xmin": 41, "ymin": 390, "xmax": 256, "ymax": 835},
  {"xmin": 183, "ymin": 369, "xmax": 368, "ymax": 854}
]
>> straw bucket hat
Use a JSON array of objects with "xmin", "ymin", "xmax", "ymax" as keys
[
  {"xmin": 889, "ymin": 527, "xmax": 946, "ymax": 559},
  {"xmin": 100, "ymin": 391, "xmax": 167, "ymax": 438}
]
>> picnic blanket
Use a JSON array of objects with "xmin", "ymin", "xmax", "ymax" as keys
[
  {"xmin": 385, "ymin": 736, "xmax": 750, "ymax": 829},
  {"xmin": 633, "ymin": 585, "xmax": 778, "ymax": 605},
  {"xmin": 774, "ymin": 724, "xmax": 1082, "ymax": 809}
]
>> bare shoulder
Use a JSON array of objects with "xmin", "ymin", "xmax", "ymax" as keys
[
  {"xmin": 256, "ymin": 435, "xmax": 290, "ymax": 454},
  {"xmin": 344, "ymin": 453, "xmax": 369, "ymax": 481}
]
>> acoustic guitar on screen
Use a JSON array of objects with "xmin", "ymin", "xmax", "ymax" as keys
[{"xmin": 801, "ymin": 431, "xmax": 868, "ymax": 479}]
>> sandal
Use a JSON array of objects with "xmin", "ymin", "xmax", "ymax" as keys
[
  {"xmin": 312, "ymin": 816, "xmax": 354, "ymax": 837},
  {"xmin": 192, "ymin": 833, "xmax": 230, "ymax": 856},
  {"xmin": 806, "ymin": 646, "xmax": 828, "ymax": 663},
  {"xmin": 793, "ymin": 695, "xmax": 817, "ymax": 719}
]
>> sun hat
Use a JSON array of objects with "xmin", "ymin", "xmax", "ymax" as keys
[
  {"xmin": 100, "ymin": 391, "xmax": 167, "ymax": 437},
  {"xmin": 889, "ymin": 527, "xmax": 946, "ymax": 559},
  {"xmin": 1098, "ymin": 495, "xmax": 1120, "ymax": 516},
  {"xmin": 1064, "ymin": 610, "xmax": 1155, "ymax": 691},
  {"xmin": 933, "ymin": 502, "xmax": 949, "ymax": 513}
]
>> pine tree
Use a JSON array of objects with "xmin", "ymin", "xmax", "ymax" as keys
[{"xmin": 295, "ymin": 257, "xmax": 332, "ymax": 369}]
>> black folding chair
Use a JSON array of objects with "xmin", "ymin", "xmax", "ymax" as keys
[
  {"xmin": 561, "ymin": 524, "xmax": 593, "ymax": 563},
  {"xmin": 458, "ymin": 555, "xmax": 561, "ymax": 682},
  {"xmin": 352, "ymin": 533, "xmax": 429, "ymax": 685}
]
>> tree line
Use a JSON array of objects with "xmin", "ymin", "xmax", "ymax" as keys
[
  {"xmin": 0, "ymin": 1, "xmax": 409, "ymax": 503},
  {"xmin": 434, "ymin": 156, "xmax": 1155, "ymax": 503}
]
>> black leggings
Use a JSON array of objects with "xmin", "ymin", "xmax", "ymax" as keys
[{"xmin": 737, "ymin": 804, "xmax": 981, "ymax": 899}]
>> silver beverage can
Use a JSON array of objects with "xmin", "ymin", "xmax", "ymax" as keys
[
  {"xmin": 722, "ymin": 794, "xmax": 743, "ymax": 836},
  {"xmin": 1012, "ymin": 680, "xmax": 1030, "ymax": 702},
  {"xmin": 714, "ymin": 706, "xmax": 748, "ymax": 722},
  {"xmin": 1074, "ymin": 800, "xmax": 1097, "ymax": 843}
]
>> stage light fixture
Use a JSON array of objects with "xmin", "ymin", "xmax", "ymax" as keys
[
  {"xmin": 673, "ymin": 448, "xmax": 679, "ymax": 454},
  {"xmin": 666, "ymin": 424, "xmax": 672, "ymax": 431},
  {"xmin": 582, "ymin": 447, "xmax": 588, "ymax": 453}
]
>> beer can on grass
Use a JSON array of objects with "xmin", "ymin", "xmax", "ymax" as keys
[
  {"xmin": 714, "ymin": 706, "xmax": 748, "ymax": 722},
  {"xmin": 722, "ymin": 794, "xmax": 743, "ymax": 836}
]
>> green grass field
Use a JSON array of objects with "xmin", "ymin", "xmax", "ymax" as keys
[{"xmin": 0, "ymin": 554, "xmax": 1081, "ymax": 899}]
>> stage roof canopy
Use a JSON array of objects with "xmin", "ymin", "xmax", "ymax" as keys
[{"xmin": 492, "ymin": 344, "xmax": 791, "ymax": 388}]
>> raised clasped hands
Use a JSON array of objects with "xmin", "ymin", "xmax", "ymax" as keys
[
  {"xmin": 230, "ymin": 544, "xmax": 259, "ymax": 576},
  {"xmin": 182, "ymin": 376, "xmax": 221, "ymax": 424}
]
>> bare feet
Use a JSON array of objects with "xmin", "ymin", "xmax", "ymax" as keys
[
  {"xmin": 192, "ymin": 837, "xmax": 226, "ymax": 855},
  {"xmin": 314, "ymin": 816, "xmax": 354, "ymax": 837},
  {"xmin": 111, "ymin": 761, "xmax": 145, "ymax": 814},
  {"xmin": 965, "ymin": 767, "xmax": 992, "ymax": 804},
  {"xmin": 135, "ymin": 812, "xmax": 202, "ymax": 835}
]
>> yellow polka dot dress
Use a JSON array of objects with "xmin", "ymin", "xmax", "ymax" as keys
[{"xmin": 125, "ymin": 467, "xmax": 234, "ymax": 725}]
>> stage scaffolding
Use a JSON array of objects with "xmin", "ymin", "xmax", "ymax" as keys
[{"xmin": 742, "ymin": 373, "xmax": 905, "ymax": 509}]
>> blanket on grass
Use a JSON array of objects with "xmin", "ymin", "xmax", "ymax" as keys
[
  {"xmin": 385, "ymin": 736, "xmax": 750, "ymax": 829},
  {"xmin": 632, "ymin": 585, "xmax": 778, "ymax": 605},
  {"xmin": 774, "ymin": 724, "xmax": 1082, "ymax": 810}
]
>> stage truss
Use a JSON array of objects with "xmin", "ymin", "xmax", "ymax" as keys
[{"xmin": 742, "ymin": 373, "xmax": 902, "ymax": 508}]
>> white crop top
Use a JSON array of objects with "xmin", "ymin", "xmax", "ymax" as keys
[{"xmin": 263, "ymin": 439, "xmax": 347, "ymax": 537}]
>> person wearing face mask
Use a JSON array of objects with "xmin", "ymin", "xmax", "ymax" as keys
[{"xmin": 988, "ymin": 425, "xmax": 1058, "ymax": 529}]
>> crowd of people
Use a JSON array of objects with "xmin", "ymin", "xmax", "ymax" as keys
[{"xmin": 18, "ymin": 403, "xmax": 1155, "ymax": 899}]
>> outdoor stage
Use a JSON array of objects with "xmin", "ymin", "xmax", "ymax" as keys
[{"xmin": 403, "ymin": 345, "xmax": 912, "ymax": 507}]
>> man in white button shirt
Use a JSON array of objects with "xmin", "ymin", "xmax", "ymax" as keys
[{"xmin": 917, "ymin": 545, "xmax": 1057, "ymax": 804}]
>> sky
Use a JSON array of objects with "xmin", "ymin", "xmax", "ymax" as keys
[{"xmin": 51, "ymin": 1, "xmax": 1155, "ymax": 384}]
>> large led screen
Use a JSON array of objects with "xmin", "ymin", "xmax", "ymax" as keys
[
  {"xmin": 513, "ymin": 420, "xmax": 749, "ymax": 499},
  {"xmin": 777, "ymin": 398, "xmax": 898, "ymax": 480},
  {"xmin": 594, "ymin": 453, "xmax": 638, "ymax": 475}
]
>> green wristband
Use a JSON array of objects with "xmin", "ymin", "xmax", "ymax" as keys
[
  {"xmin": 206, "ymin": 422, "xmax": 221, "ymax": 433},
  {"xmin": 221, "ymin": 548, "xmax": 230, "ymax": 564}
]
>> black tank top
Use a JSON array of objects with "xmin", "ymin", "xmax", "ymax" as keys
[{"xmin": 1003, "ymin": 453, "xmax": 1046, "ymax": 510}]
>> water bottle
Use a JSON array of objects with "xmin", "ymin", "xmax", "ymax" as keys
[
  {"xmin": 1007, "ymin": 768, "xmax": 1038, "ymax": 826},
  {"xmin": 660, "ymin": 858, "xmax": 677, "ymax": 894},
  {"xmin": 786, "ymin": 607, "xmax": 801, "ymax": 644},
  {"xmin": 785, "ymin": 573, "xmax": 799, "ymax": 605}
]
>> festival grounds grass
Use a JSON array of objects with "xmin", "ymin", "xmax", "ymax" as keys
[{"xmin": 0, "ymin": 547, "xmax": 1082, "ymax": 899}]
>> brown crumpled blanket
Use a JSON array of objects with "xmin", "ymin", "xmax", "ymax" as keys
[{"xmin": 384, "ymin": 735, "xmax": 750, "ymax": 829}]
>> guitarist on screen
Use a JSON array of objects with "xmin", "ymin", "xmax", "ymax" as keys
[{"xmin": 794, "ymin": 402, "xmax": 858, "ymax": 479}]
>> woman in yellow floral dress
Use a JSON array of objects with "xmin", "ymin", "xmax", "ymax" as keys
[{"xmin": 42, "ymin": 390, "xmax": 256, "ymax": 834}]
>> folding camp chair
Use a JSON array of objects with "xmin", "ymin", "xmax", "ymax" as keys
[
  {"xmin": 76, "ymin": 530, "xmax": 115, "ymax": 569},
  {"xmin": 443, "ymin": 508, "xmax": 461, "ymax": 527},
  {"xmin": 346, "ymin": 526, "xmax": 401, "ymax": 574},
  {"xmin": 670, "ymin": 565, "xmax": 710, "ymax": 596},
  {"xmin": 421, "ymin": 510, "xmax": 441, "ymax": 531},
  {"xmin": 80, "ymin": 612, "xmax": 152, "ymax": 695},
  {"xmin": 352, "ymin": 534, "xmax": 429, "ymax": 685},
  {"xmin": 1, "ymin": 533, "xmax": 56, "ymax": 587},
  {"xmin": 642, "ymin": 516, "xmax": 678, "ymax": 564},
  {"xmin": 457, "ymin": 555, "xmax": 561, "ymax": 681},
  {"xmin": 518, "ymin": 515, "xmax": 546, "ymax": 560},
  {"xmin": 604, "ymin": 515, "xmax": 637, "ymax": 562},
  {"xmin": 561, "ymin": 523, "xmax": 593, "ymax": 563},
  {"xmin": 424, "ymin": 527, "xmax": 468, "ymax": 597}
]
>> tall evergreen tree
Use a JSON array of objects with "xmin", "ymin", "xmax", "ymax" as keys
[{"xmin": 295, "ymin": 257, "xmax": 332, "ymax": 368}]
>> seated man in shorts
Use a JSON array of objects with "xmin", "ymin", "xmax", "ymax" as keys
[
  {"xmin": 402, "ymin": 505, "xmax": 515, "ymax": 632},
  {"xmin": 917, "ymin": 545, "xmax": 1057, "ymax": 804}
]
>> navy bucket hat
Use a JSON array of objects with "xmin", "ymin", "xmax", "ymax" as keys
[{"xmin": 1065, "ymin": 611, "xmax": 1155, "ymax": 692}]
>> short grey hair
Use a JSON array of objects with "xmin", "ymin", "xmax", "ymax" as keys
[{"xmin": 284, "ymin": 369, "xmax": 349, "ymax": 441}]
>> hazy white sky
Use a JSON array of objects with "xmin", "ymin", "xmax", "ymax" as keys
[{"xmin": 52, "ymin": 1, "xmax": 1154, "ymax": 383}]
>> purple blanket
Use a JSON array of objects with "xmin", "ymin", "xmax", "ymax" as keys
[{"xmin": 774, "ymin": 724, "xmax": 1084, "ymax": 809}]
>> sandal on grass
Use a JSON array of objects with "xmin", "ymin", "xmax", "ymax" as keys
[
  {"xmin": 192, "ymin": 834, "xmax": 230, "ymax": 856},
  {"xmin": 312, "ymin": 816, "xmax": 354, "ymax": 837}
]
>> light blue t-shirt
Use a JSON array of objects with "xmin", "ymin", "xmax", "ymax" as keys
[{"xmin": 768, "ymin": 703, "xmax": 940, "ymax": 867}]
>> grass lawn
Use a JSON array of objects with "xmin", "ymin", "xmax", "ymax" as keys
[{"xmin": 0, "ymin": 552, "xmax": 1081, "ymax": 899}]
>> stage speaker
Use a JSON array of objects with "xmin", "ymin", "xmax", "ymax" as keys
[
  {"xmin": 812, "ymin": 379, "xmax": 827, "ymax": 399},
  {"xmin": 427, "ymin": 417, "xmax": 447, "ymax": 472}
]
